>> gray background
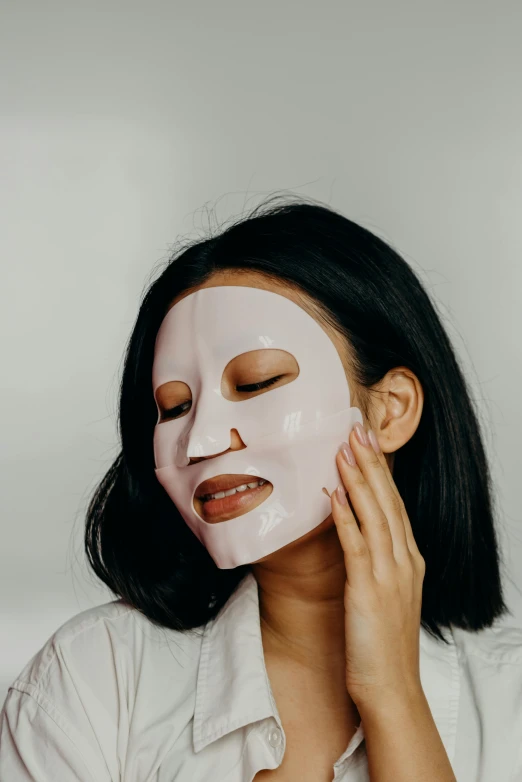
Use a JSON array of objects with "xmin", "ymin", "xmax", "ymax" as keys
[{"xmin": 1, "ymin": 1, "xmax": 521, "ymax": 701}]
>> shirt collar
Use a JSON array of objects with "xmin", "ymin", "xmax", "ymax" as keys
[
  {"xmin": 193, "ymin": 571, "xmax": 275, "ymax": 752},
  {"xmin": 193, "ymin": 571, "xmax": 460, "ymax": 764}
]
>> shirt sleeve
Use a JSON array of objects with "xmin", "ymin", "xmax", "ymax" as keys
[{"xmin": 0, "ymin": 686, "xmax": 111, "ymax": 782}]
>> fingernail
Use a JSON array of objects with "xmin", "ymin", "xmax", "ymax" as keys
[
  {"xmin": 354, "ymin": 422, "xmax": 369, "ymax": 447},
  {"xmin": 336, "ymin": 485, "xmax": 348, "ymax": 504},
  {"xmin": 368, "ymin": 429, "xmax": 381, "ymax": 454},
  {"xmin": 340, "ymin": 441, "xmax": 356, "ymax": 466}
]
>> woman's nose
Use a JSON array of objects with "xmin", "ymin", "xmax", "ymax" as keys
[
  {"xmin": 229, "ymin": 428, "xmax": 246, "ymax": 450},
  {"xmin": 189, "ymin": 428, "xmax": 246, "ymax": 464}
]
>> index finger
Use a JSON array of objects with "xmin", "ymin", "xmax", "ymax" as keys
[{"xmin": 368, "ymin": 438, "xmax": 421, "ymax": 559}]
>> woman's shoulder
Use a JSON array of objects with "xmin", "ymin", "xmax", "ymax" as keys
[
  {"xmin": 450, "ymin": 620, "xmax": 522, "ymax": 664},
  {"xmin": 4, "ymin": 599, "xmax": 205, "ymax": 738},
  {"xmin": 419, "ymin": 619, "xmax": 522, "ymax": 718},
  {"xmin": 448, "ymin": 622, "xmax": 522, "ymax": 777},
  {"xmin": 450, "ymin": 620, "xmax": 522, "ymax": 716},
  {"xmin": 9, "ymin": 598, "xmax": 205, "ymax": 698},
  {"xmin": 1, "ymin": 601, "xmax": 206, "ymax": 780}
]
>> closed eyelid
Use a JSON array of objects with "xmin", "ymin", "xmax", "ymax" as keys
[
  {"xmin": 224, "ymin": 349, "xmax": 299, "ymax": 384},
  {"xmin": 154, "ymin": 379, "xmax": 190, "ymax": 411},
  {"xmin": 235, "ymin": 375, "xmax": 285, "ymax": 392}
]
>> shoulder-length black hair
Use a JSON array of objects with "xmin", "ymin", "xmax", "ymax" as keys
[{"xmin": 85, "ymin": 194, "xmax": 510, "ymax": 644}]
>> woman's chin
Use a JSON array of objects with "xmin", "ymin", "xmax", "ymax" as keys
[{"xmin": 249, "ymin": 514, "xmax": 336, "ymax": 566}]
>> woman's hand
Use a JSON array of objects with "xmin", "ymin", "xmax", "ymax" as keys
[{"xmin": 330, "ymin": 421, "xmax": 426, "ymax": 711}]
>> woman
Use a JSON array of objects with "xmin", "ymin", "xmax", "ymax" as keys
[{"xmin": 1, "ymin": 196, "xmax": 521, "ymax": 781}]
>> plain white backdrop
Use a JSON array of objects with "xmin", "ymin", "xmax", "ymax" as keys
[{"xmin": 1, "ymin": 1, "xmax": 521, "ymax": 701}]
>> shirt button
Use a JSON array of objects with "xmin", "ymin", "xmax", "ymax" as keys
[{"xmin": 268, "ymin": 728, "xmax": 282, "ymax": 748}]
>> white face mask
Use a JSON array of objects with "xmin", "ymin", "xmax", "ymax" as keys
[{"xmin": 152, "ymin": 285, "xmax": 362, "ymax": 569}]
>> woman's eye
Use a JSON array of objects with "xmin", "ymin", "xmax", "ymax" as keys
[
  {"xmin": 161, "ymin": 400, "xmax": 191, "ymax": 420},
  {"xmin": 159, "ymin": 375, "xmax": 285, "ymax": 421},
  {"xmin": 236, "ymin": 375, "xmax": 284, "ymax": 392}
]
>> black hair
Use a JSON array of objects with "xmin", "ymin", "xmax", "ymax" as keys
[{"xmin": 85, "ymin": 194, "xmax": 510, "ymax": 644}]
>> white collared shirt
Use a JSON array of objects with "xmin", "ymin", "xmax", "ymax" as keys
[{"xmin": 1, "ymin": 571, "xmax": 522, "ymax": 781}]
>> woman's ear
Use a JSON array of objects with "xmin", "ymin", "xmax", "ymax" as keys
[{"xmin": 367, "ymin": 367, "xmax": 424, "ymax": 456}]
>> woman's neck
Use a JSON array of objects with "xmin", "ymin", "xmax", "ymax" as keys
[{"xmin": 251, "ymin": 517, "xmax": 348, "ymax": 675}]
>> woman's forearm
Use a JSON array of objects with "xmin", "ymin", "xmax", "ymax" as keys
[{"xmin": 358, "ymin": 686, "xmax": 457, "ymax": 782}]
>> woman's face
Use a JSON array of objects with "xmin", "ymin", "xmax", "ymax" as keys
[{"xmin": 152, "ymin": 269, "xmax": 364, "ymax": 568}]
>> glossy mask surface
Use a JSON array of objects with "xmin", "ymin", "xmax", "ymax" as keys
[{"xmin": 152, "ymin": 286, "xmax": 363, "ymax": 569}]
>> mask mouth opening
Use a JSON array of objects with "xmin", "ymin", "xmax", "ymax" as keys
[{"xmin": 192, "ymin": 474, "xmax": 273, "ymax": 523}]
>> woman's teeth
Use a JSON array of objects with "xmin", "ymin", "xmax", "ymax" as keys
[{"xmin": 203, "ymin": 479, "xmax": 267, "ymax": 502}]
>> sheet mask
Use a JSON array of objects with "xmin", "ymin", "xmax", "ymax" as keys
[{"xmin": 152, "ymin": 286, "xmax": 363, "ymax": 569}]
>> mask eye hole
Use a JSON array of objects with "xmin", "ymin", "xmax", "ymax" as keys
[
  {"xmin": 155, "ymin": 380, "xmax": 192, "ymax": 423},
  {"xmin": 153, "ymin": 350, "xmax": 300, "ymax": 422},
  {"xmin": 222, "ymin": 349, "xmax": 299, "ymax": 401}
]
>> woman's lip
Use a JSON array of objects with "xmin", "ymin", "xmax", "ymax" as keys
[
  {"xmin": 194, "ymin": 481, "xmax": 272, "ymax": 523},
  {"xmin": 195, "ymin": 474, "xmax": 268, "ymax": 498}
]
